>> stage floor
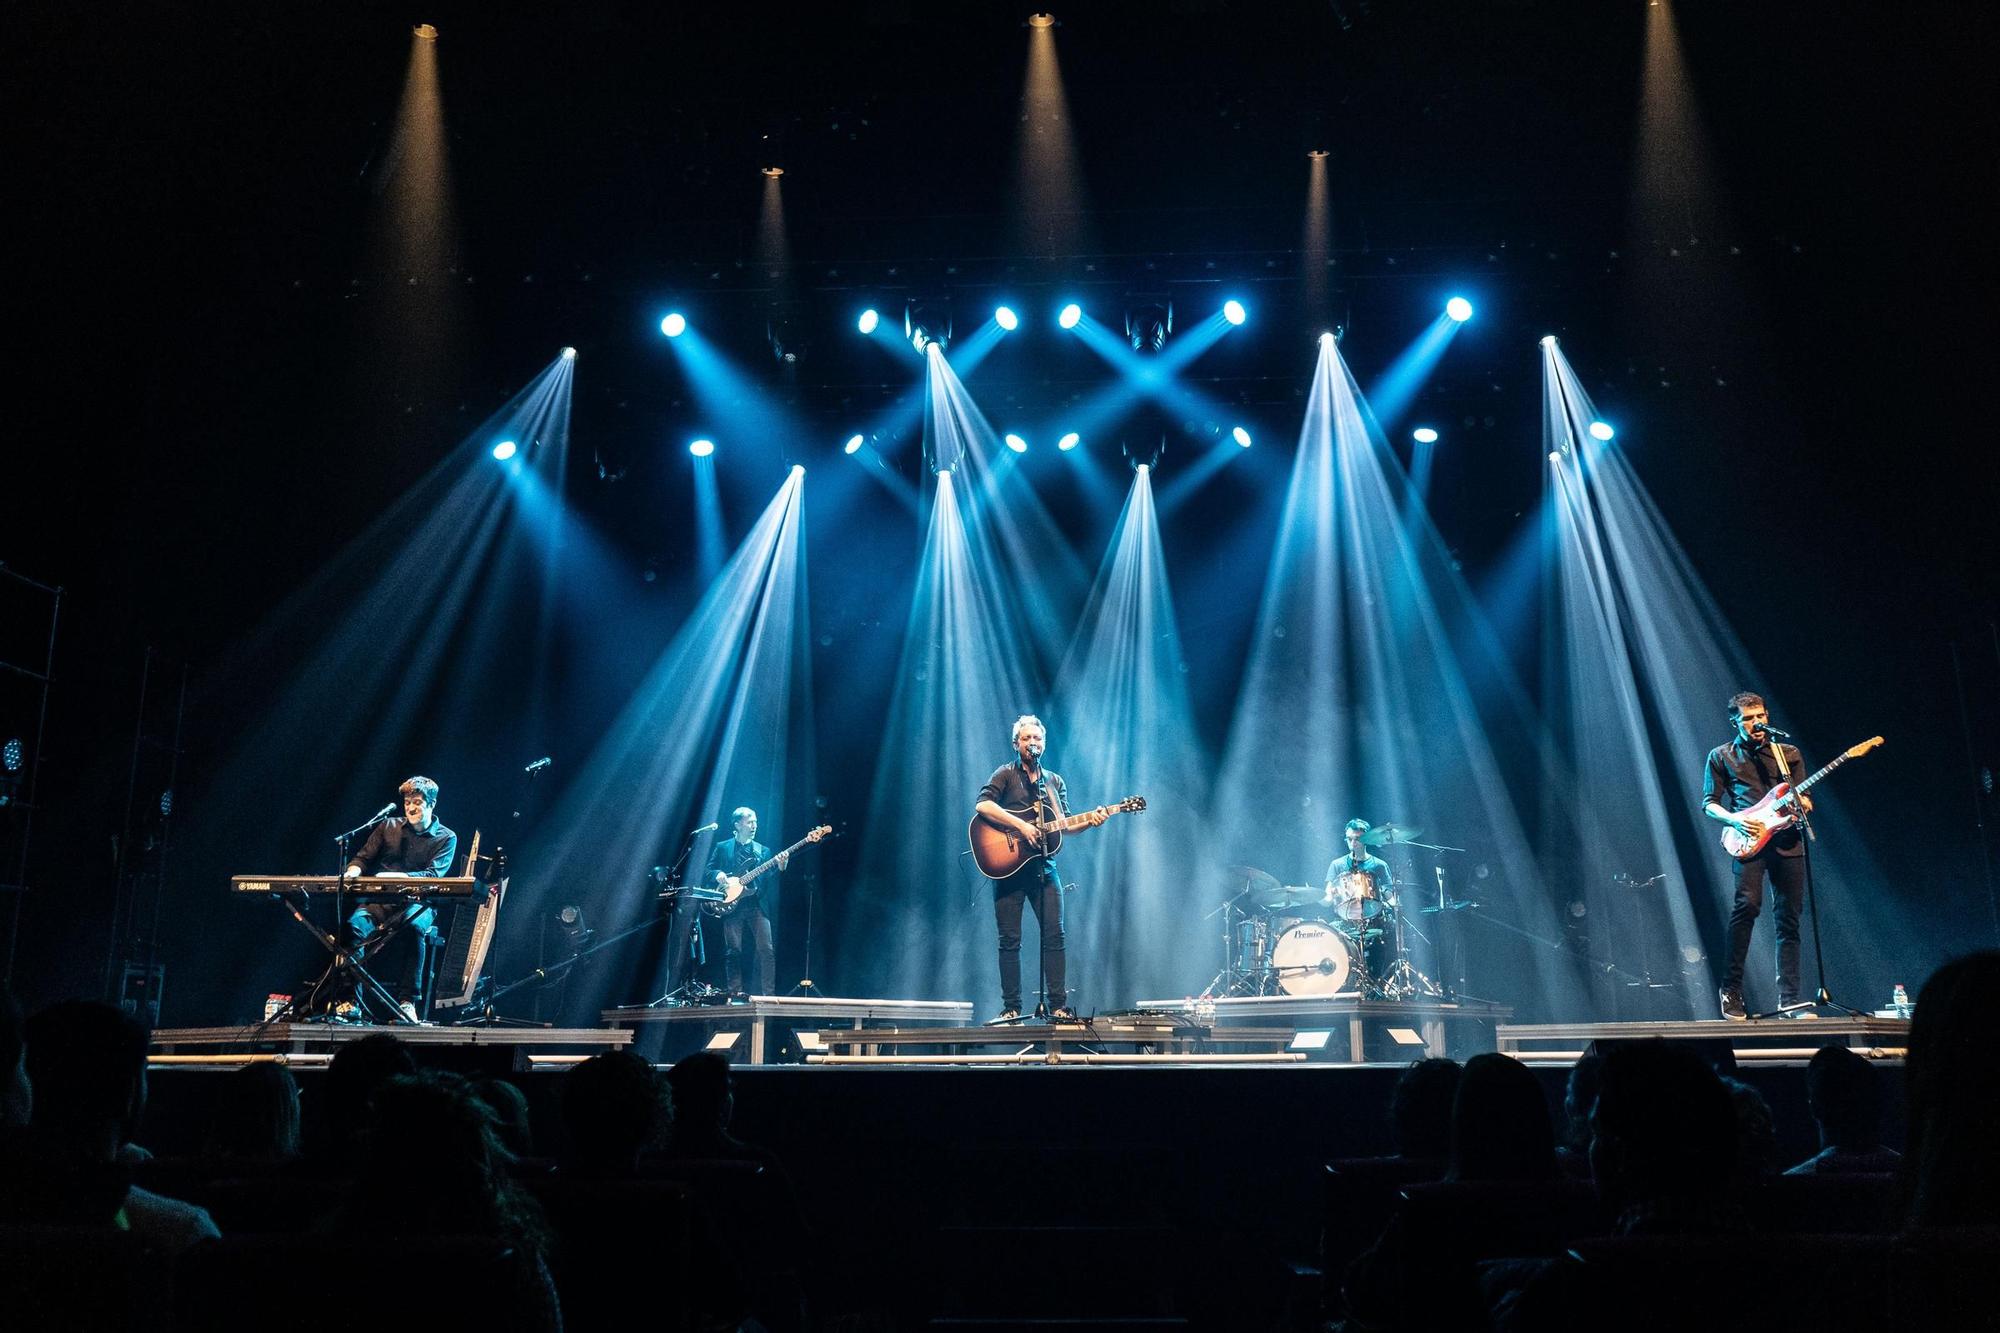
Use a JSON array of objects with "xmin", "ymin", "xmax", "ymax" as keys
[
  {"xmin": 601, "ymin": 994, "xmax": 975, "ymax": 1063},
  {"xmin": 1498, "ymin": 1015, "xmax": 1910, "ymax": 1063},
  {"xmin": 149, "ymin": 1022, "xmax": 631, "ymax": 1068}
]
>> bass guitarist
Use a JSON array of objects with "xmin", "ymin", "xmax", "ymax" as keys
[
  {"xmin": 1702, "ymin": 691, "xmax": 1812, "ymax": 1020},
  {"xmin": 974, "ymin": 715, "xmax": 1104, "ymax": 1023},
  {"xmin": 705, "ymin": 807, "xmax": 788, "ymax": 1000}
]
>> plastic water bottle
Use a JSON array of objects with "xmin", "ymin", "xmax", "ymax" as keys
[{"xmin": 1891, "ymin": 983, "xmax": 1911, "ymax": 1019}]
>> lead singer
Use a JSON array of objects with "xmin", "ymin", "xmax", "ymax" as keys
[{"xmin": 974, "ymin": 714, "xmax": 1102, "ymax": 1023}]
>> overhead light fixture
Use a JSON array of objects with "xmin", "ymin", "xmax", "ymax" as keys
[
  {"xmin": 1412, "ymin": 427, "xmax": 1439, "ymax": 444},
  {"xmin": 761, "ymin": 165, "xmax": 785, "ymax": 178},
  {"xmin": 1588, "ymin": 421, "xmax": 1616, "ymax": 441},
  {"xmin": 857, "ymin": 308, "xmax": 880, "ymax": 335},
  {"xmin": 660, "ymin": 312, "xmax": 687, "ymax": 338},
  {"xmin": 844, "ymin": 434, "xmax": 864, "ymax": 455},
  {"xmin": 1057, "ymin": 432, "xmax": 1080, "ymax": 452},
  {"xmin": 1004, "ymin": 433, "xmax": 1029, "ymax": 454},
  {"xmin": 1232, "ymin": 426, "xmax": 1253, "ymax": 448},
  {"xmin": 906, "ymin": 301, "xmax": 952, "ymax": 354},
  {"xmin": 1446, "ymin": 296, "xmax": 1474, "ymax": 323},
  {"xmin": 492, "ymin": 440, "xmax": 518, "ymax": 461},
  {"xmin": 412, "ymin": 23, "xmax": 439, "ymax": 41},
  {"xmin": 689, "ymin": 438, "xmax": 715, "ymax": 458},
  {"xmin": 1307, "ymin": 148, "xmax": 1329, "ymax": 160},
  {"xmin": 1125, "ymin": 301, "xmax": 1172, "ymax": 353},
  {"xmin": 560, "ymin": 346, "xmax": 577, "ymax": 361},
  {"xmin": 1222, "ymin": 299, "xmax": 1247, "ymax": 327},
  {"xmin": 994, "ymin": 305, "xmax": 1019, "ymax": 331},
  {"xmin": 1028, "ymin": 13, "xmax": 1056, "ymax": 27},
  {"xmin": 1057, "ymin": 302, "xmax": 1083, "ymax": 330}
]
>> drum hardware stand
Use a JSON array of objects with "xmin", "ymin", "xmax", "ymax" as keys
[
  {"xmin": 1376, "ymin": 902, "xmax": 1445, "ymax": 1001},
  {"xmin": 1198, "ymin": 882, "xmax": 1262, "ymax": 999},
  {"xmin": 787, "ymin": 865, "xmax": 824, "ymax": 997},
  {"xmin": 1751, "ymin": 726, "xmax": 1867, "ymax": 1020}
]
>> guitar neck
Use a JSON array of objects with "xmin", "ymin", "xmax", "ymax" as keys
[
  {"xmin": 1791, "ymin": 754, "xmax": 1848, "ymax": 796},
  {"xmin": 1059, "ymin": 805, "xmax": 1124, "ymax": 833},
  {"xmin": 739, "ymin": 834, "xmax": 813, "ymax": 886}
]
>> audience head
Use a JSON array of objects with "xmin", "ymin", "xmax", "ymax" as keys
[
  {"xmin": 319, "ymin": 1033, "xmax": 417, "ymax": 1150},
  {"xmin": 350, "ymin": 1071, "xmax": 544, "ymax": 1250},
  {"xmin": 562, "ymin": 1050, "xmax": 672, "ymax": 1171},
  {"xmin": 1721, "ymin": 1077, "xmax": 1777, "ymax": 1180},
  {"xmin": 1589, "ymin": 1039, "xmax": 1736, "ymax": 1212},
  {"xmin": 205, "ymin": 1062, "xmax": 301, "ymax": 1163},
  {"xmin": 1904, "ymin": 951, "xmax": 2000, "ymax": 1227},
  {"xmin": 1561, "ymin": 1047, "xmax": 1606, "ymax": 1154},
  {"xmin": 664, "ymin": 1051, "xmax": 737, "ymax": 1138},
  {"xmin": 1448, "ymin": 1053, "xmax": 1558, "ymax": 1182},
  {"xmin": 1805, "ymin": 1045, "xmax": 1882, "ymax": 1151},
  {"xmin": 0, "ymin": 987, "xmax": 28, "ymax": 1128},
  {"xmin": 471, "ymin": 1077, "xmax": 535, "ymax": 1158},
  {"xmin": 1386, "ymin": 1058, "xmax": 1460, "ymax": 1159},
  {"xmin": 23, "ymin": 1000, "xmax": 150, "ymax": 1159}
]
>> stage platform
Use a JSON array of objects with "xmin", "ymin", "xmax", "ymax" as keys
[
  {"xmin": 601, "ymin": 995, "xmax": 975, "ymax": 1064},
  {"xmin": 807, "ymin": 1011, "xmax": 1303, "ymax": 1065},
  {"xmin": 148, "ymin": 1022, "xmax": 632, "ymax": 1069},
  {"xmin": 1138, "ymin": 994, "xmax": 1515, "ymax": 1062},
  {"xmin": 1497, "ymin": 1016, "xmax": 1911, "ymax": 1063}
]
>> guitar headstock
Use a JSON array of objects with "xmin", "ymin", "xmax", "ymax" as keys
[
  {"xmin": 1846, "ymin": 736, "xmax": 1885, "ymax": 760},
  {"xmin": 1118, "ymin": 796, "xmax": 1147, "ymax": 814},
  {"xmin": 805, "ymin": 824, "xmax": 832, "ymax": 842}
]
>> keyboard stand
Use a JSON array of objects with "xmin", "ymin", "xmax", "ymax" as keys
[{"xmin": 256, "ymin": 892, "xmax": 418, "ymax": 1029}]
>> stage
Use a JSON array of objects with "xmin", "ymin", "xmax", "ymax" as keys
[
  {"xmin": 147, "ymin": 1022, "xmax": 632, "ymax": 1070},
  {"xmin": 600, "ymin": 995, "xmax": 976, "ymax": 1064},
  {"xmin": 1497, "ymin": 1015, "xmax": 1911, "ymax": 1064}
]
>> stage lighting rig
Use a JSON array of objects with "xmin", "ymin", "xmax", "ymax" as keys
[
  {"xmin": 905, "ymin": 301, "xmax": 952, "ymax": 354},
  {"xmin": 1125, "ymin": 299, "xmax": 1173, "ymax": 354},
  {"xmin": 768, "ymin": 311, "xmax": 809, "ymax": 364}
]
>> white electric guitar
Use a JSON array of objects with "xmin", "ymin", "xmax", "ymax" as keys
[{"xmin": 1719, "ymin": 736, "xmax": 1883, "ymax": 859}]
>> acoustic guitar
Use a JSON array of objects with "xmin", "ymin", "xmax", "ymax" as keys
[{"xmin": 968, "ymin": 796, "xmax": 1146, "ymax": 879}]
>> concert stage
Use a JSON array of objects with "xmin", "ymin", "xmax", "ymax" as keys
[
  {"xmin": 600, "ymin": 995, "xmax": 975, "ymax": 1064},
  {"xmin": 148, "ymin": 1022, "xmax": 632, "ymax": 1069},
  {"xmin": 1497, "ymin": 1015, "xmax": 1911, "ymax": 1063}
]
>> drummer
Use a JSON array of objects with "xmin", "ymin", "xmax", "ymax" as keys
[{"xmin": 1324, "ymin": 818, "xmax": 1395, "ymax": 919}]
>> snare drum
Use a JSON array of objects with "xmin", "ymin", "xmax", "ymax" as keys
[
  {"xmin": 1333, "ymin": 870, "xmax": 1385, "ymax": 922},
  {"xmin": 1270, "ymin": 921, "xmax": 1356, "ymax": 996}
]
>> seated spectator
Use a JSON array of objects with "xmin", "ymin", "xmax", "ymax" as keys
[
  {"xmin": 202, "ymin": 1062, "xmax": 301, "ymax": 1168},
  {"xmin": 1, "ymin": 987, "xmax": 27, "ymax": 1128},
  {"xmin": 1449, "ymin": 1053, "xmax": 1559, "ymax": 1183},
  {"xmin": 1555, "ymin": 1047, "xmax": 1604, "ymax": 1179},
  {"xmin": 471, "ymin": 1075, "xmax": 536, "ymax": 1160},
  {"xmin": 333, "ymin": 1071, "xmax": 558, "ymax": 1327},
  {"xmin": 659, "ymin": 1050, "xmax": 781, "ymax": 1169},
  {"xmin": 1590, "ymin": 1039, "xmax": 1742, "ymax": 1235},
  {"xmin": 22, "ymin": 999, "xmax": 219, "ymax": 1253},
  {"xmin": 1903, "ymin": 951, "xmax": 2000, "ymax": 1228},
  {"xmin": 1787, "ymin": 1045, "xmax": 1899, "ymax": 1175},
  {"xmin": 302, "ymin": 1032, "xmax": 415, "ymax": 1171},
  {"xmin": 1720, "ymin": 1076, "xmax": 1778, "ymax": 1181},
  {"xmin": 560, "ymin": 1049, "xmax": 672, "ymax": 1175},
  {"xmin": 1385, "ymin": 1057, "xmax": 1460, "ymax": 1163}
]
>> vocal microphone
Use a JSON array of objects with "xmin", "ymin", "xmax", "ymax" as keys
[
  {"xmin": 1757, "ymin": 724, "xmax": 1793, "ymax": 739},
  {"xmin": 690, "ymin": 821, "xmax": 720, "ymax": 836},
  {"xmin": 331, "ymin": 803, "xmax": 397, "ymax": 845},
  {"xmin": 523, "ymin": 757, "xmax": 552, "ymax": 773}
]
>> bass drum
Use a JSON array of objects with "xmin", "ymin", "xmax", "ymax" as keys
[{"xmin": 1270, "ymin": 920, "xmax": 1355, "ymax": 996}]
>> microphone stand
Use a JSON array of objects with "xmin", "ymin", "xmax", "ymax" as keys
[
  {"xmin": 1759, "ymin": 729, "xmax": 1867, "ymax": 1019},
  {"xmin": 647, "ymin": 824, "xmax": 715, "ymax": 1007}
]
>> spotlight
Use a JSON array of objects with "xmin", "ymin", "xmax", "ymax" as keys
[
  {"xmin": 1232, "ymin": 426, "xmax": 1253, "ymax": 447},
  {"xmin": 844, "ymin": 434, "xmax": 864, "ymax": 455},
  {"xmin": 1319, "ymin": 330, "xmax": 1337, "ymax": 346},
  {"xmin": 689, "ymin": 438, "xmax": 715, "ymax": 457},
  {"xmin": 767, "ymin": 313, "xmax": 807, "ymax": 364},
  {"xmin": 1125, "ymin": 300, "xmax": 1172, "ymax": 353},
  {"xmin": 994, "ymin": 305, "xmax": 1019, "ymax": 331},
  {"xmin": 1307, "ymin": 148, "xmax": 1329, "ymax": 160},
  {"xmin": 2, "ymin": 739, "xmax": 21, "ymax": 772},
  {"xmin": 906, "ymin": 302, "xmax": 952, "ymax": 353},
  {"xmin": 792, "ymin": 464, "xmax": 805, "ymax": 477},
  {"xmin": 857, "ymin": 308, "xmax": 880, "ymax": 335},
  {"xmin": 1136, "ymin": 462, "xmax": 1150, "ymax": 474},
  {"xmin": 761, "ymin": 165, "xmax": 784, "ymax": 178},
  {"xmin": 1222, "ymin": 299, "xmax": 1247, "ymax": 326},
  {"xmin": 158, "ymin": 790, "xmax": 173, "ymax": 817},
  {"xmin": 1057, "ymin": 432, "xmax": 1080, "ymax": 452},
  {"xmin": 413, "ymin": 23, "xmax": 438, "ymax": 41},
  {"xmin": 660, "ymin": 312, "xmax": 687, "ymax": 338},
  {"xmin": 1446, "ymin": 296, "xmax": 1474, "ymax": 322},
  {"xmin": 1549, "ymin": 451, "xmax": 1562, "ymax": 463},
  {"xmin": 560, "ymin": 347, "xmax": 577, "ymax": 362},
  {"xmin": 1588, "ymin": 421, "xmax": 1616, "ymax": 441},
  {"xmin": 1058, "ymin": 302, "xmax": 1082, "ymax": 330},
  {"xmin": 1540, "ymin": 334, "xmax": 1558, "ymax": 348},
  {"xmin": 1004, "ymin": 433, "xmax": 1028, "ymax": 454},
  {"xmin": 1028, "ymin": 12, "xmax": 1056, "ymax": 26},
  {"xmin": 1412, "ymin": 427, "xmax": 1439, "ymax": 444},
  {"xmin": 492, "ymin": 440, "xmax": 518, "ymax": 461}
]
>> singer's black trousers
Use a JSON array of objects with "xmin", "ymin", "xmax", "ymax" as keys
[
  {"xmin": 1721, "ymin": 849, "xmax": 1805, "ymax": 1003},
  {"xmin": 993, "ymin": 859, "xmax": 1067, "ymax": 1013}
]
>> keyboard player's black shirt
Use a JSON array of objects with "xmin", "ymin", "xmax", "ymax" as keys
[{"xmin": 347, "ymin": 817, "xmax": 458, "ymax": 878}]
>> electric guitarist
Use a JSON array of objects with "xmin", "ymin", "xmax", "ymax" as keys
[
  {"xmin": 705, "ymin": 807, "xmax": 787, "ymax": 1000},
  {"xmin": 974, "ymin": 714, "xmax": 1106, "ymax": 1023},
  {"xmin": 1703, "ymin": 692, "xmax": 1814, "ymax": 1021}
]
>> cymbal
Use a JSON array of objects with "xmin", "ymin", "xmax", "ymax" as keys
[
  {"xmin": 1259, "ymin": 884, "xmax": 1327, "ymax": 909},
  {"xmin": 1361, "ymin": 823, "xmax": 1424, "ymax": 847},
  {"xmin": 1228, "ymin": 865, "xmax": 1281, "ymax": 895}
]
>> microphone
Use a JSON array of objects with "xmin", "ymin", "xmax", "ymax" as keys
[
  {"xmin": 331, "ymin": 803, "xmax": 396, "ymax": 845},
  {"xmin": 690, "ymin": 821, "xmax": 720, "ymax": 836},
  {"xmin": 1757, "ymin": 723, "xmax": 1793, "ymax": 739},
  {"xmin": 369, "ymin": 801, "xmax": 396, "ymax": 820},
  {"xmin": 524, "ymin": 757, "xmax": 552, "ymax": 774}
]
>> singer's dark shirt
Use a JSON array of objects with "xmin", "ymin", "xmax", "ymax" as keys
[
  {"xmin": 1701, "ymin": 738, "xmax": 1807, "ymax": 857},
  {"xmin": 704, "ymin": 837, "xmax": 775, "ymax": 914},
  {"xmin": 979, "ymin": 762, "xmax": 1070, "ymax": 821},
  {"xmin": 348, "ymin": 817, "xmax": 458, "ymax": 877}
]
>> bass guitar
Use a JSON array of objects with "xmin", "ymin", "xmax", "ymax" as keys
[
  {"xmin": 968, "ymin": 796, "xmax": 1146, "ymax": 879},
  {"xmin": 1719, "ymin": 736, "xmax": 1884, "ymax": 860},
  {"xmin": 705, "ymin": 825, "xmax": 832, "ymax": 917}
]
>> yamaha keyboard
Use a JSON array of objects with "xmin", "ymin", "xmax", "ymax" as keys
[{"xmin": 231, "ymin": 874, "xmax": 481, "ymax": 900}]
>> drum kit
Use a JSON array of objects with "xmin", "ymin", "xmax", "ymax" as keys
[{"xmin": 1207, "ymin": 823, "xmax": 1465, "ymax": 1001}]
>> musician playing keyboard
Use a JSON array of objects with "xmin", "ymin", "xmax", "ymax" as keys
[{"xmin": 342, "ymin": 775, "xmax": 457, "ymax": 1022}]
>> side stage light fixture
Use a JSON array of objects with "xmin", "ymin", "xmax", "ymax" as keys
[{"xmin": 660, "ymin": 312, "xmax": 687, "ymax": 338}]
